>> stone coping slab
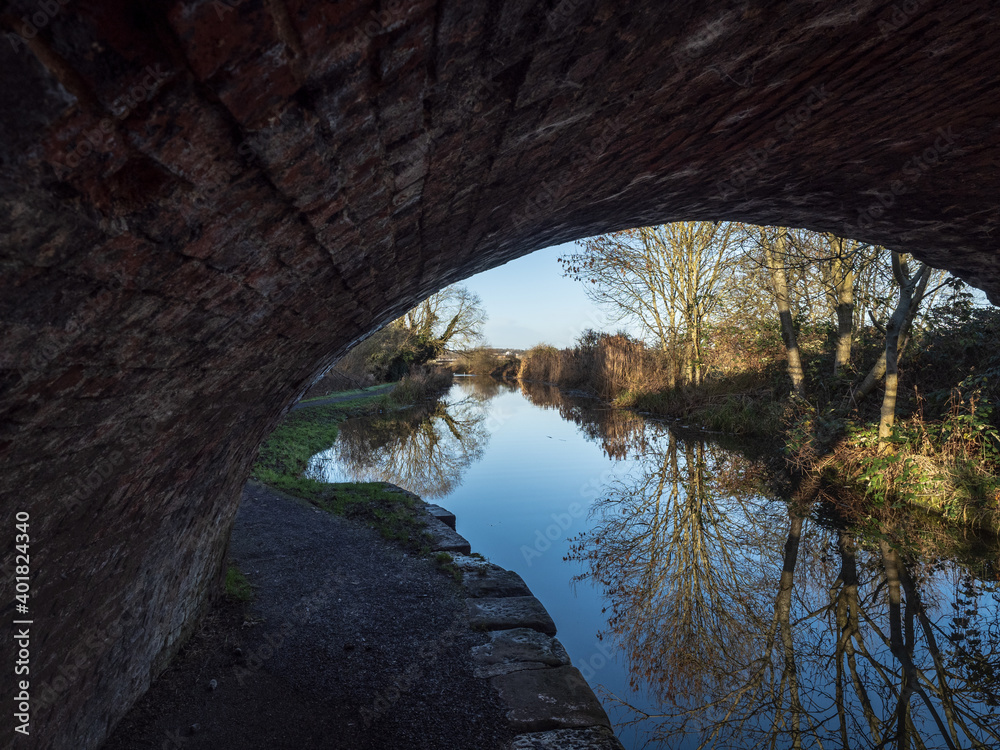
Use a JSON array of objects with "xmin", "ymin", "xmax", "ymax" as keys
[
  {"xmin": 471, "ymin": 627, "xmax": 572, "ymax": 679},
  {"xmin": 425, "ymin": 503, "xmax": 457, "ymax": 529},
  {"xmin": 508, "ymin": 727, "xmax": 627, "ymax": 750},
  {"xmin": 491, "ymin": 665, "xmax": 613, "ymax": 733},
  {"xmin": 468, "ymin": 596, "xmax": 558, "ymax": 636},
  {"xmin": 452, "ymin": 553, "xmax": 533, "ymax": 598},
  {"xmin": 421, "ymin": 512, "xmax": 472, "ymax": 554},
  {"xmin": 427, "ymin": 500, "xmax": 620, "ymax": 747}
]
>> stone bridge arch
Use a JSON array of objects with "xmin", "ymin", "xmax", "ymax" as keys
[{"xmin": 1, "ymin": 1, "xmax": 998, "ymax": 747}]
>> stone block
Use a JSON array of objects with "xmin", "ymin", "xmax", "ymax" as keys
[
  {"xmin": 451, "ymin": 554, "xmax": 532, "ymax": 598},
  {"xmin": 470, "ymin": 627, "xmax": 571, "ymax": 678},
  {"xmin": 491, "ymin": 665, "xmax": 612, "ymax": 732},
  {"xmin": 468, "ymin": 596, "xmax": 557, "ymax": 636},
  {"xmin": 422, "ymin": 515, "xmax": 472, "ymax": 554},
  {"xmin": 424, "ymin": 502, "xmax": 457, "ymax": 529},
  {"xmin": 508, "ymin": 727, "xmax": 626, "ymax": 750}
]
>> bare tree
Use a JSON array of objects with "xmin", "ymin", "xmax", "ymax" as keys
[
  {"xmin": 877, "ymin": 253, "xmax": 932, "ymax": 441},
  {"xmin": 560, "ymin": 222, "xmax": 740, "ymax": 386},
  {"xmin": 827, "ymin": 236, "xmax": 857, "ymax": 375},
  {"xmin": 567, "ymin": 430, "xmax": 783, "ymax": 709},
  {"xmin": 570, "ymin": 427, "xmax": 1000, "ymax": 749},
  {"xmin": 760, "ymin": 227, "xmax": 807, "ymax": 397},
  {"xmin": 788, "ymin": 232, "xmax": 879, "ymax": 375},
  {"xmin": 399, "ymin": 284, "xmax": 488, "ymax": 354}
]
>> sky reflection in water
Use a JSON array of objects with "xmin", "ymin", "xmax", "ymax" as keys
[{"xmin": 306, "ymin": 377, "xmax": 1000, "ymax": 750}]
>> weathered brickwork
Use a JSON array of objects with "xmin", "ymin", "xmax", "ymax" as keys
[{"xmin": 1, "ymin": 1, "xmax": 998, "ymax": 747}]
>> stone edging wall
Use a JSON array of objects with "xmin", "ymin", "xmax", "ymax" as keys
[{"xmin": 418, "ymin": 500, "xmax": 626, "ymax": 750}]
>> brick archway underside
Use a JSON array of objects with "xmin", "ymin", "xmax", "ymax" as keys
[{"xmin": 1, "ymin": 1, "xmax": 998, "ymax": 747}]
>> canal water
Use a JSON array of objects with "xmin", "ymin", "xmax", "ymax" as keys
[{"xmin": 305, "ymin": 376, "xmax": 1000, "ymax": 749}]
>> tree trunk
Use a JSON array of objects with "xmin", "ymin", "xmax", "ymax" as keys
[
  {"xmin": 833, "ymin": 267, "xmax": 854, "ymax": 376},
  {"xmin": 684, "ymin": 337, "xmax": 694, "ymax": 386},
  {"xmin": 776, "ymin": 510, "xmax": 806, "ymax": 748},
  {"xmin": 692, "ymin": 318, "xmax": 703, "ymax": 386},
  {"xmin": 845, "ymin": 265, "xmax": 930, "ymax": 412},
  {"xmin": 879, "ymin": 304, "xmax": 909, "ymax": 442},
  {"xmin": 879, "ymin": 255, "xmax": 930, "ymax": 443},
  {"xmin": 879, "ymin": 539, "xmax": 926, "ymax": 749},
  {"xmin": 853, "ymin": 351, "xmax": 888, "ymax": 407},
  {"xmin": 765, "ymin": 229, "xmax": 806, "ymax": 397},
  {"xmin": 665, "ymin": 329, "xmax": 678, "ymax": 390}
]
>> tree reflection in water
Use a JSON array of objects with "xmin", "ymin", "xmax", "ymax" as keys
[
  {"xmin": 459, "ymin": 374, "xmax": 517, "ymax": 402},
  {"xmin": 518, "ymin": 380, "xmax": 650, "ymax": 459},
  {"xmin": 568, "ymin": 427, "xmax": 1000, "ymax": 749},
  {"xmin": 306, "ymin": 394, "xmax": 490, "ymax": 498}
]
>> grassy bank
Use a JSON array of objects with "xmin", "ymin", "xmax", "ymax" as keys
[
  {"xmin": 251, "ymin": 367, "xmax": 454, "ymax": 550},
  {"xmin": 815, "ymin": 407, "xmax": 1000, "ymax": 532},
  {"xmin": 224, "ymin": 564, "xmax": 254, "ymax": 603},
  {"xmin": 623, "ymin": 376, "xmax": 1000, "ymax": 529},
  {"xmin": 616, "ymin": 375, "xmax": 787, "ymax": 437}
]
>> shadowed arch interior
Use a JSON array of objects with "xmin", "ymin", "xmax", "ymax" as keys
[{"xmin": 1, "ymin": 1, "xmax": 999, "ymax": 747}]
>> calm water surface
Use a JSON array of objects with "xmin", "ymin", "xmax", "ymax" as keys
[{"xmin": 306, "ymin": 377, "xmax": 1000, "ymax": 749}]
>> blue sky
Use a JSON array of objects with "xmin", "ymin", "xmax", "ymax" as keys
[{"xmin": 461, "ymin": 242, "xmax": 611, "ymax": 349}]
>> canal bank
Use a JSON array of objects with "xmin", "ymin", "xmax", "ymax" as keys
[
  {"xmin": 306, "ymin": 376, "xmax": 1000, "ymax": 750},
  {"xmin": 102, "ymin": 480, "xmax": 624, "ymax": 749},
  {"xmin": 109, "ymin": 379, "xmax": 1000, "ymax": 749}
]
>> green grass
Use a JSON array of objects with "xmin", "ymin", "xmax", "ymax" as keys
[
  {"xmin": 825, "ymin": 421, "xmax": 1000, "ymax": 533},
  {"xmin": 696, "ymin": 395, "xmax": 786, "ymax": 435},
  {"xmin": 621, "ymin": 384, "xmax": 785, "ymax": 437},
  {"xmin": 252, "ymin": 395, "xmax": 390, "ymax": 484},
  {"xmin": 433, "ymin": 551, "xmax": 464, "ymax": 583},
  {"xmin": 250, "ymin": 388, "xmax": 435, "ymax": 551},
  {"xmin": 316, "ymin": 482, "xmax": 432, "ymax": 551},
  {"xmin": 225, "ymin": 564, "xmax": 254, "ymax": 603}
]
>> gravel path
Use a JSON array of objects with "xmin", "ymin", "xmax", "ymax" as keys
[{"xmin": 102, "ymin": 482, "xmax": 515, "ymax": 749}]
